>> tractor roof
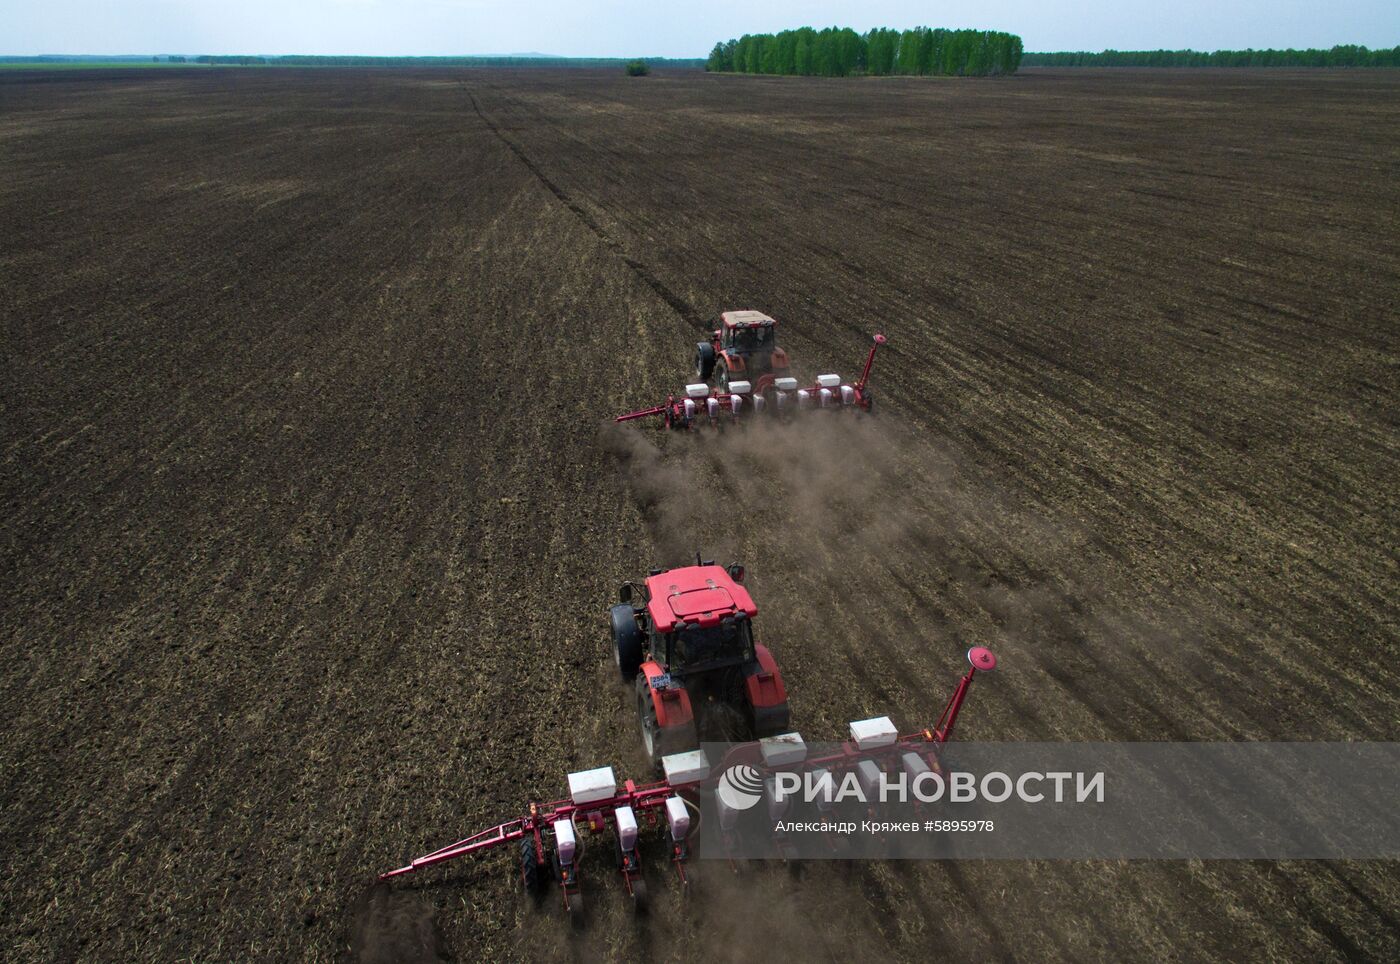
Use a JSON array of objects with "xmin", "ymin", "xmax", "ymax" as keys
[
  {"xmin": 644, "ymin": 565, "xmax": 758, "ymax": 633},
  {"xmin": 721, "ymin": 310, "xmax": 776, "ymax": 329}
]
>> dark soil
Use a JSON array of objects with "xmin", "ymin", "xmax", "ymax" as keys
[{"xmin": 2, "ymin": 66, "xmax": 1397, "ymax": 961}]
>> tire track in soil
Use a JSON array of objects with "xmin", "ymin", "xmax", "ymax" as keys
[{"xmin": 464, "ymin": 88, "xmax": 705, "ymax": 329}]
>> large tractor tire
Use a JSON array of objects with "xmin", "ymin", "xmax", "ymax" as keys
[
  {"xmin": 695, "ymin": 342, "xmax": 716, "ymax": 382},
  {"xmin": 753, "ymin": 703, "xmax": 791, "ymax": 739},
  {"xmin": 710, "ymin": 669, "xmax": 755, "ymax": 742},
  {"xmin": 610, "ymin": 605, "xmax": 644, "ymax": 682},
  {"xmin": 637, "ymin": 679, "xmax": 662, "ymax": 766},
  {"xmin": 636, "ymin": 676, "xmax": 698, "ymax": 769},
  {"xmin": 745, "ymin": 661, "xmax": 790, "ymax": 738}
]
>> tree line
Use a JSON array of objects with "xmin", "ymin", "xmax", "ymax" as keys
[
  {"xmin": 186, "ymin": 55, "xmax": 704, "ymax": 68},
  {"xmin": 1023, "ymin": 46, "xmax": 1400, "ymax": 68},
  {"xmin": 706, "ymin": 27, "xmax": 1023, "ymax": 77}
]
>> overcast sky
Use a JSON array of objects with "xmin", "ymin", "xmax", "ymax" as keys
[{"xmin": 2, "ymin": 0, "xmax": 1396, "ymax": 57}]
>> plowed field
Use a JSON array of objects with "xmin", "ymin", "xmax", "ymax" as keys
[{"xmin": 2, "ymin": 66, "xmax": 1398, "ymax": 961}]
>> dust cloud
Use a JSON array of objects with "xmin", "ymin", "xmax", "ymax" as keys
[
  {"xmin": 600, "ymin": 412, "xmax": 1219, "ymax": 740},
  {"xmin": 602, "ymin": 412, "xmax": 1039, "ymax": 634}
]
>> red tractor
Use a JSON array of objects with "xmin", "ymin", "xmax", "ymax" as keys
[
  {"xmin": 694, "ymin": 310, "xmax": 791, "ymax": 393},
  {"xmin": 609, "ymin": 558, "xmax": 790, "ymax": 767}
]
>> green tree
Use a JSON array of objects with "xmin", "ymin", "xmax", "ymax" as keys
[
  {"xmin": 865, "ymin": 28, "xmax": 894, "ymax": 75},
  {"xmin": 895, "ymin": 29, "xmax": 919, "ymax": 73},
  {"xmin": 734, "ymin": 35, "xmax": 752, "ymax": 73},
  {"xmin": 706, "ymin": 42, "xmax": 733, "ymax": 72},
  {"xmin": 1021, "ymin": 44, "xmax": 1398, "ymax": 68},
  {"xmin": 967, "ymin": 33, "xmax": 990, "ymax": 75},
  {"xmin": 749, "ymin": 35, "xmax": 767, "ymax": 73},
  {"xmin": 795, "ymin": 30, "xmax": 814, "ymax": 74},
  {"xmin": 775, "ymin": 31, "xmax": 798, "ymax": 74},
  {"xmin": 705, "ymin": 25, "xmax": 1027, "ymax": 78}
]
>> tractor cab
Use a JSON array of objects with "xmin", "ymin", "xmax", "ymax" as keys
[
  {"xmin": 642, "ymin": 565, "xmax": 756, "ymax": 674},
  {"xmin": 695, "ymin": 310, "xmax": 791, "ymax": 390},
  {"xmin": 722, "ymin": 312, "xmax": 777, "ymax": 353},
  {"xmin": 610, "ymin": 559, "xmax": 789, "ymax": 766}
]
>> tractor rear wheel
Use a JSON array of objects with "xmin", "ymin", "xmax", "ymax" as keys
[
  {"xmin": 636, "ymin": 676, "xmax": 698, "ymax": 768},
  {"xmin": 637, "ymin": 680, "xmax": 661, "ymax": 765},
  {"xmin": 695, "ymin": 343, "xmax": 716, "ymax": 381},
  {"xmin": 753, "ymin": 704, "xmax": 791, "ymax": 738},
  {"xmin": 610, "ymin": 605, "xmax": 644, "ymax": 682}
]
